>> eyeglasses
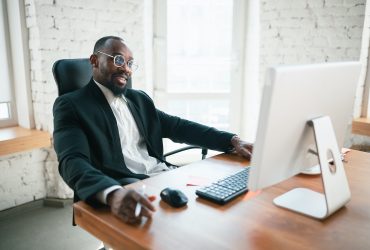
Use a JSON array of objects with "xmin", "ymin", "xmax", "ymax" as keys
[{"xmin": 96, "ymin": 50, "xmax": 138, "ymax": 71}]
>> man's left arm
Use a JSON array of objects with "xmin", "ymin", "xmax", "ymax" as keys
[{"xmin": 157, "ymin": 109, "xmax": 253, "ymax": 159}]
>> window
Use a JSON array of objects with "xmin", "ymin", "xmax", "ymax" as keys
[
  {"xmin": 0, "ymin": 0, "xmax": 17, "ymax": 127},
  {"xmin": 0, "ymin": 0, "xmax": 34, "ymax": 129},
  {"xmin": 154, "ymin": 0, "xmax": 249, "ymax": 155}
]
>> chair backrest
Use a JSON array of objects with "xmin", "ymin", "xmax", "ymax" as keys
[{"xmin": 52, "ymin": 58, "xmax": 132, "ymax": 96}]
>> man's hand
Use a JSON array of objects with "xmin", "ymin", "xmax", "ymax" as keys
[
  {"xmin": 231, "ymin": 135, "xmax": 253, "ymax": 160},
  {"xmin": 107, "ymin": 188, "xmax": 156, "ymax": 224}
]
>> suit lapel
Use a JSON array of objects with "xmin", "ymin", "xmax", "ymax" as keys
[
  {"xmin": 127, "ymin": 98, "xmax": 169, "ymax": 163},
  {"xmin": 87, "ymin": 80, "xmax": 122, "ymax": 157},
  {"xmin": 126, "ymin": 98, "xmax": 163, "ymax": 158},
  {"xmin": 126, "ymin": 98, "xmax": 147, "ymax": 140}
]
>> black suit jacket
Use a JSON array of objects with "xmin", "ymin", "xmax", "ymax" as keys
[{"xmin": 53, "ymin": 79, "xmax": 235, "ymax": 204}]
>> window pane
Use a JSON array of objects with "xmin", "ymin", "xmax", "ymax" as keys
[
  {"xmin": 0, "ymin": 102, "xmax": 10, "ymax": 119},
  {"xmin": 167, "ymin": 99, "xmax": 230, "ymax": 131},
  {"xmin": 167, "ymin": 0, "xmax": 233, "ymax": 93}
]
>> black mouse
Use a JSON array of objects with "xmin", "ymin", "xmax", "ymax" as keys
[{"xmin": 160, "ymin": 187, "xmax": 188, "ymax": 208}]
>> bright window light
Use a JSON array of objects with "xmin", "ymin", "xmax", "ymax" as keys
[
  {"xmin": 165, "ymin": 0, "xmax": 233, "ymax": 131},
  {"xmin": 167, "ymin": 99, "xmax": 230, "ymax": 130},
  {"xmin": 167, "ymin": 0, "xmax": 233, "ymax": 93},
  {"xmin": 0, "ymin": 102, "xmax": 10, "ymax": 119}
]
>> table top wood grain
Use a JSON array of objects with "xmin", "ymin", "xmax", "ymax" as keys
[{"xmin": 74, "ymin": 150, "xmax": 370, "ymax": 250}]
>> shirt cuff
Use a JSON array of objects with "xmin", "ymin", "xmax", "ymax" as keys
[{"xmin": 96, "ymin": 185, "xmax": 123, "ymax": 205}]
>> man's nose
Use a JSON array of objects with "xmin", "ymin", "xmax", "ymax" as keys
[{"xmin": 117, "ymin": 64, "xmax": 132, "ymax": 74}]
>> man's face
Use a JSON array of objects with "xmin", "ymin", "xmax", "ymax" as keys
[{"xmin": 91, "ymin": 39, "xmax": 133, "ymax": 96}]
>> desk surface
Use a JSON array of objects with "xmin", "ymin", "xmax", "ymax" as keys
[{"xmin": 74, "ymin": 150, "xmax": 370, "ymax": 250}]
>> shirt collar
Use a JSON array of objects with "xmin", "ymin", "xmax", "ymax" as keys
[{"xmin": 93, "ymin": 79, "xmax": 127, "ymax": 104}]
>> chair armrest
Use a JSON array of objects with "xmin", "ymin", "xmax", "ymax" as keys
[{"xmin": 163, "ymin": 146, "xmax": 208, "ymax": 160}]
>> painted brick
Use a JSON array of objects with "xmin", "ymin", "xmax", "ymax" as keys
[
  {"xmin": 260, "ymin": 0, "xmax": 368, "ymax": 148},
  {"xmin": 0, "ymin": 0, "xmax": 150, "ymax": 210},
  {"xmin": 348, "ymin": 3, "xmax": 367, "ymax": 15},
  {"xmin": 0, "ymin": 150, "xmax": 48, "ymax": 211},
  {"xmin": 307, "ymin": 0, "xmax": 325, "ymax": 8}
]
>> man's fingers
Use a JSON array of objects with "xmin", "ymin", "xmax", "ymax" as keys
[
  {"xmin": 130, "ymin": 192, "xmax": 156, "ymax": 220},
  {"xmin": 121, "ymin": 213, "xmax": 141, "ymax": 224},
  {"xmin": 242, "ymin": 148, "xmax": 251, "ymax": 157},
  {"xmin": 235, "ymin": 140, "xmax": 253, "ymax": 159},
  {"xmin": 115, "ymin": 203, "xmax": 143, "ymax": 224},
  {"xmin": 126, "ymin": 190, "xmax": 156, "ymax": 221},
  {"xmin": 237, "ymin": 147, "xmax": 252, "ymax": 159},
  {"xmin": 110, "ymin": 189, "xmax": 156, "ymax": 224},
  {"xmin": 136, "ymin": 194, "xmax": 156, "ymax": 212},
  {"xmin": 129, "ymin": 190, "xmax": 155, "ymax": 211},
  {"xmin": 140, "ymin": 206, "xmax": 154, "ymax": 219}
]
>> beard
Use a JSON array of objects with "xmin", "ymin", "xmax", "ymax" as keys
[
  {"xmin": 105, "ymin": 75, "xmax": 130, "ymax": 96},
  {"xmin": 106, "ymin": 81, "xmax": 128, "ymax": 96}
]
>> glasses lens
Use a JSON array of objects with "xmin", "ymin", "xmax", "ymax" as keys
[
  {"xmin": 114, "ymin": 55, "xmax": 125, "ymax": 67},
  {"xmin": 127, "ymin": 61, "xmax": 134, "ymax": 68},
  {"xmin": 128, "ymin": 61, "xmax": 138, "ymax": 71}
]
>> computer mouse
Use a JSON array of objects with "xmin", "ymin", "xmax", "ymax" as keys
[{"xmin": 160, "ymin": 187, "xmax": 188, "ymax": 208}]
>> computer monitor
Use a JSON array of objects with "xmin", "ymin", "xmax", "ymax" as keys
[{"xmin": 248, "ymin": 61, "xmax": 361, "ymax": 219}]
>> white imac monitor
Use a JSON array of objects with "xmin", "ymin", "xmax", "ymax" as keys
[{"xmin": 249, "ymin": 61, "xmax": 361, "ymax": 219}]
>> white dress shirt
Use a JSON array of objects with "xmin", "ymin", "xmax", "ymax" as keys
[{"xmin": 94, "ymin": 80, "xmax": 169, "ymax": 204}]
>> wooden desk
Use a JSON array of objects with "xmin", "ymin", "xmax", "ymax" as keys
[{"xmin": 74, "ymin": 150, "xmax": 370, "ymax": 250}]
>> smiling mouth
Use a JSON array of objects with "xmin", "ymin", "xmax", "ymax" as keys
[{"xmin": 113, "ymin": 75, "xmax": 128, "ymax": 86}]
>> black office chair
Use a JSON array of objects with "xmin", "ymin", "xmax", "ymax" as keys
[{"xmin": 52, "ymin": 58, "xmax": 208, "ymax": 161}]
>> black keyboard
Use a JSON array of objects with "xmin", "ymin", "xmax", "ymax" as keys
[{"xmin": 195, "ymin": 167, "xmax": 250, "ymax": 205}]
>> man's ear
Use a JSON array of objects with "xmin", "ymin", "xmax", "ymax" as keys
[{"xmin": 90, "ymin": 54, "xmax": 98, "ymax": 68}]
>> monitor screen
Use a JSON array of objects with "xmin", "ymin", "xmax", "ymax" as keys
[{"xmin": 249, "ymin": 61, "xmax": 361, "ymax": 191}]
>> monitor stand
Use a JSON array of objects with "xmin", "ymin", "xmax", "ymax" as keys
[{"xmin": 273, "ymin": 116, "xmax": 351, "ymax": 219}]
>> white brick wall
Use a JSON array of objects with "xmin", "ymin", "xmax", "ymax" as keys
[
  {"xmin": 260, "ymin": 0, "xmax": 368, "ymax": 147},
  {"xmin": 0, "ymin": 150, "xmax": 47, "ymax": 210},
  {"xmin": 26, "ymin": 0, "xmax": 150, "ymax": 132},
  {"xmin": 260, "ymin": 0, "xmax": 366, "ymax": 81},
  {"xmin": 0, "ymin": 0, "xmax": 152, "ymax": 211}
]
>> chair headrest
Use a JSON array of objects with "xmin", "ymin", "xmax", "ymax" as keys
[{"xmin": 52, "ymin": 58, "xmax": 92, "ymax": 96}]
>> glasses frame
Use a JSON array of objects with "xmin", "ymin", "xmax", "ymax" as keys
[{"xmin": 96, "ymin": 50, "xmax": 138, "ymax": 71}]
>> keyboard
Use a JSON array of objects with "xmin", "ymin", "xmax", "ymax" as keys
[{"xmin": 195, "ymin": 167, "xmax": 250, "ymax": 205}]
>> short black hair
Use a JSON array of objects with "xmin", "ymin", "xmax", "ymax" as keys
[{"xmin": 93, "ymin": 36, "xmax": 124, "ymax": 53}]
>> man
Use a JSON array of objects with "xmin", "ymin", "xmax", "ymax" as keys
[{"xmin": 53, "ymin": 36, "xmax": 253, "ymax": 224}]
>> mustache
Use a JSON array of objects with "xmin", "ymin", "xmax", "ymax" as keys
[{"xmin": 112, "ymin": 73, "xmax": 129, "ymax": 79}]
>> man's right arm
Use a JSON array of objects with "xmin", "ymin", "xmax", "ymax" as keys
[
  {"xmin": 53, "ymin": 95, "xmax": 121, "ymax": 205},
  {"xmin": 53, "ymin": 96, "xmax": 156, "ymax": 222}
]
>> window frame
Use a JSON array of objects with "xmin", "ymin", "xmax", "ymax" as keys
[
  {"xmin": 362, "ymin": 2, "xmax": 370, "ymax": 119},
  {"xmin": 0, "ymin": 0, "xmax": 17, "ymax": 127},
  {"xmin": 0, "ymin": 0, "xmax": 34, "ymax": 129},
  {"xmin": 361, "ymin": 58, "xmax": 370, "ymax": 118}
]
